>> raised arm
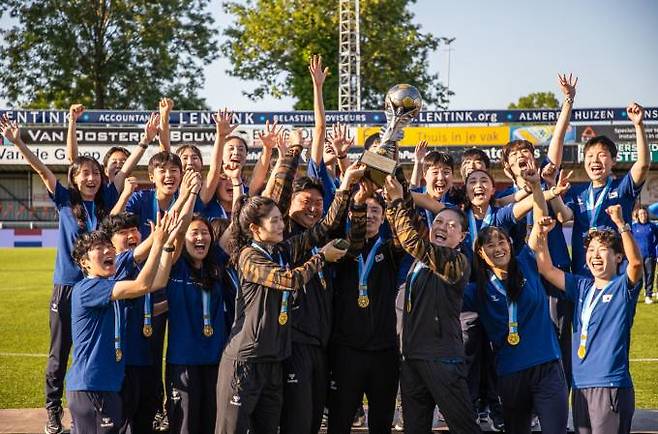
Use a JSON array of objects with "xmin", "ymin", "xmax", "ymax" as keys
[
  {"xmin": 112, "ymin": 211, "xmax": 182, "ymax": 299},
  {"xmin": 114, "ymin": 113, "xmax": 159, "ymax": 193},
  {"xmin": 264, "ymin": 133, "xmax": 301, "ymax": 216},
  {"xmin": 217, "ymin": 161, "xmax": 245, "ymax": 251},
  {"xmin": 628, "ymin": 103, "xmax": 650, "ymax": 185},
  {"xmin": 309, "ymin": 54, "xmax": 328, "ymax": 165},
  {"xmin": 202, "ymin": 108, "xmax": 237, "ymax": 204},
  {"xmin": 547, "ymin": 73, "xmax": 577, "ymax": 167},
  {"xmin": 331, "ymin": 123, "xmax": 354, "ymax": 176},
  {"xmin": 1, "ymin": 116, "xmax": 57, "ymax": 194},
  {"xmin": 409, "ymin": 140, "xmax": 428, "ymax": 188},
  {"xmin": 66, "ymin": 104, "xmax": 85, "ymax": 163},
  {"xmin": 111, "ymin": 177, "xmax": 139, "ymax": 215},
  {"xmin": 529, "ymin": 216, "xmax": 566, "ymax": 291},
  {"xmin": 250, "ymin": 120, "xmax": 280, "ymax": 195},
  {"xmin": 606, "ymin": 204, "xmax": 643, "ymax": 285},
  {"xmin": 384, "ymin": 175, "xmax": 468, "ymax": 284},
  {"xmin": 158, "ymin": 98, "xmax": 174, "ymax": 152},
  {"xmin": 541, "ymin": 166, "xmax": 574, "ymax": 223}
]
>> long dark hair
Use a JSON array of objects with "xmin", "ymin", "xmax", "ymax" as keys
[
  {"xmin": 68, "ymin": 156, "xmax": 109, "ymax": 233},
  {"xmin": 227, "ymin": 195, "xmax": 278, "ymax": 265},
  {"xmin": 183, "ymin": 214, "xmax": 223, "ymax": 291},
  {"xmin": 473, "ymin": 226, "xmax": 524, "ymax": 303},
  {"xmin": 463, "ymin": 169, "xmax": 497, "ymax": 212}
]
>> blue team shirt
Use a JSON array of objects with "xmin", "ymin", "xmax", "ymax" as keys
[
  {"xmin": 463, "ymin": 247, "xmax": 561, "ymax": 376},
  {"xmin": 114, "ymin": 250, "xmax": 152, "ymax": 366},
  {"xmin": 50, "ymin": 181, "xmax": 118, "ymax": 286},
  {"xmin": 564, "ymin": 272, "xmax": 642, "ymax": 388},
  {"xmin": 631, "ymin": 222, "xmax": 658, "ymax": 258},
  {"xmin": 409, "ymin": 185, "xmax": 462, "ymax": 229},
  {"xmin": 565, "ymin": 173, "xmax": 643, "ymax": 275},
  {"xmin": 66, "ymin": 278, "xmax": 126, "ymax": 392},
  {"xmin": 463, "ymin": 204, "xmax": 517, "ymax": 262},
  {"xmin": 307, "ymin": 159, "xmax": 340, "ymax": 214},
  {"xmin": 166, "ymin": 259, "xmax": 228, "ymax": 365}
]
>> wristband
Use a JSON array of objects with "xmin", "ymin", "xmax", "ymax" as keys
[
  {"xmin": 549, "ymin": 186, "xmax": 559, "ymax": 199},
  {"xmin": 139, "ymin": 142, "xmax": 148, "ymax": 149},
  {"xmin": 337, "ymin": 153, "xmax": 347, "ymax": 159},
  {"xmin": 564, "ymin": 96, "xmax": 574, "ymax": 105},
  {"xmin": 618, "ymin": 223, "xmax": 631, "ymax": 234},
  {"xmin": 190, "ymin": 191, "xmax": 199, "ymax": 196},
  {"xmin": 163, "ymin": 245, "xmax": 175, "ymax": 253}
]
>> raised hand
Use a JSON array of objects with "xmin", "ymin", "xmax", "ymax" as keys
[
  {"xmin": 69, "ymin": 104, "xmax": 85, "ymax": 122},
  {"xmin": 557, "ymin": 73, "xmax": 578, "ymax": 100},
  {"xmin": 331, "ymin": 123, "xmax": 354, "ymax": 156},
  {"xmin": 627, "ymin": 102, "xmax": 645, "ymax": 127},
  {"xmin": 320, "ymin": 239, "xmax": 348, "ymax": 263},
  {"xmin": 354, "ymin": 179, "xmax": 376, "ymax": 205},
  {"xmin": 143, "ymin": 113, "xmax": 160, "ymax": 144},
  {"xmin": 213, "ymin": 108, "xmax": 238, "ymax": 137},
  {"xmin": 384, "ymin": 175, "xmax": 404, "ymax": 202},
  {"xmin": 159, "ymin": 98, "xmax": 174, "ymax": 117},
  {"xmin": 553, "ymin": 170, "xmax": 573, "ymax": 196},
  {"xmin": 309, "ymin": 54, "xmax": 330, "ymax": 88},
  {"xmin": 341, "ymin": 162, "xmax": 366, "ymax": 188},
  {"xmin": 179, "ymin": 168, "xmax": 196, "ymax": 197},
  {"xmin": 224, "ymin": 161, "xmax": 243, "ymax": 183},
  {"xmin": 123, "ymin": 176, "xmax": 139, "ymax": 195},
  {"xmin": 540, "ymin": 162, "xmax": 558, "ymax": 187},
  {"xmin": 189, "ymin": 171, "xmax": 203, "ymax": 194},
  {"xmin": 414, "ymin": 140, "xmax": 428, "ymax": 163},
  {"xmin": 605, "ymin": 204, "xmax": 625, "ymax": 226},
  {"xmin": 258, "ymin": 120, "xmax": 282, "ymax": 151},
  {"xmin": 519, "ymin": 158, "xmax": 541, "ymax": 185},
  {"xmin": 0, "ymin": 115, "xmax": 22, "ymax": 145}
]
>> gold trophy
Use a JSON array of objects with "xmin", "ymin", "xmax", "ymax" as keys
[{"xmin": 360, "ymin": 84, "xmax": 423, "ymax": 186}]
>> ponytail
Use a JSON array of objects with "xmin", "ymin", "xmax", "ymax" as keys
[{"xmin": 227, "ymin": 195, "xmax": 278, "ymax": 265}]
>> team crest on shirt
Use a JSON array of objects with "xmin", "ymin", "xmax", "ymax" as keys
[
  {"xmin": 100, "ymin": 417, "xmax": 114, "ymax": 428},
  {"xmin": 608, "ymin": 191, "xmax": 618, "ymax": 199},
  {"xmin": 602, "ymin": 294, "xmax": 613, "ymax": 303},
  {"xmin": 171, "ymin": 389, "xmax": 181, "ymax": 402},
  {"xmin": 490, "ymin": 295, "xmax": 500, "ymax": 302},
  {"xmin": 230, "ymin": 395, "xmax": 242, "ymax": 406},
  {"xmin": 329, "ymin": 380, "xmax": 338, "ymax": 391},
  {"xmin": 375, "ymin": 253, "xmax": 384, "ymax": 263},
  {"xmin": 287, "ymin": 373, "xmax": 298, "ymax": 384}
]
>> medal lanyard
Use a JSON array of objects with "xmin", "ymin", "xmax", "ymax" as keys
[
  {"xmin": 578, "ymin": 280, "xmax": 613, "ymax": 359},
  {"xmin": 586, "ymin": 177, "xmax": 612, "ymax": 230},
  {"xmin": 152, "ymin": 191, "xmax": 178, "ymax": 223},
  {"xmin": 227, "ymin": 267, "xmax": 239, "ymax": 291},
  {"xmin": 217, "ymin": 201, "xmax": 228, "ymax": 219},
  {"xmin": 142, "ymin": 294, "xmax": 153, "ymax": 337},
  {"xmin": 201, "ymin": 286, "xmax": 213, "ymax": 337},
  {"xmin": 311, "ymin": 246, "xmax": 327, "ymax": 289},
  {"xmin": 83, "ymin": 201, "xmax": 97, "ymax": 232},
  {"xmin": 357, "ymin": 237, "xmax": 384, "ymax": 308},
  {"xmin": 251, "ymin": 242, "xmax": 289, "ymax": 324},
  {"xmin": 468, "ymin": 206, "xmax": 493, "ymax": 250},
  {"xmin": 113, "ymin": 300, "xmax": 122, "ymax": 362},
  {"xmin": 488, "ymin": 273, "xmax": 520, "ymax": 345},
  {"xmin": 405, "ymin": 261, "xmax": 427, "ymax": 313}
]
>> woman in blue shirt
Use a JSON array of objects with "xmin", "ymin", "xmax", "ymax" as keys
[{"xmin": 631, "ymin": 206, "xmax": 658, "ymax": 304}]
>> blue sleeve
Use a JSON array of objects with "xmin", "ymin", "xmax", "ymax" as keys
[
  {"xmin": 49, "ymin": 181, "xmax": 70, "ymax": 210},
  {"xmin": 494, "ymin": 186, "xmax": 515, "ymax": 200},
  {"xmin": 493, "ymin": 203, "xmax": 517, "ymax": 229},
  {"xmin": 307, "ymin": 159, "xmax": 337, "ymax": 213},
  {"xmin": 564, "ymin": 272, "xmax": 590, "ymax": 304},
  {"xmin": 114, "ymin": 251, "xmax": 137, "ymax": 281},
  {"xmin": 125, "ymin": 191, "xmax": 142, "ymax": 215},
  {"xmin": 648, "ymin": 202, "xmax": 658, "ymax": 218},
  {"xmin": 618, "ymin": 171, "xmax": 644, "ymax": 199},
  {"xmin": 462, "ymin": 284, "xmax": 477, "ymax": 312},
  {"xmin": 102, "ymin": 183, "xmax": 119, "ymax": 209},
  {"xmin": 78, "ymin": 279, "xmax": 114, "ymax": 308}
]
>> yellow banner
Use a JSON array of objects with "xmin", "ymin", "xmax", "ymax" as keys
[{"xmin": 356, "ymin": 126, "xmax": 510, "ymax": 147}]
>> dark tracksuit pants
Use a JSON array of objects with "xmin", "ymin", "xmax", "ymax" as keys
[
  {"xmin": 572, "ymin": 387, "xmax": 635, "ymax": 434},
  {"xmin": 149, "ymin": 306, "xmax": 168, "ymax": 413},
  {"xmin": 643, "ymin": 256, "xmax": 656, "ymax": 297},
  {"xmin": 497, "ymin": 360, "xmax": 568, "ymax": 434},
  {"xmin": 400, "ymin": 359, "xmax": 481, "ymax": 434},
  {"xmin": 120, "ymin": 365, "xmax": 161, "ymax": 434},
  {"xmin": 327, "ymin": 345, "xmax": 399, "ymax": 434},
  {"xmin": 67, "ymin": 390, "xmax": 122, "ymax": 434},
  {"xmin": 548, "ymin": 264, "xmax": 574, "ymax": 392},
  {"xmin": 166, "ymin": 363, "xmax": 219, "ymax": 434},
  {"xmin": 280, "ymin": 343, "xmax": 327, "ymax": 434},
  {"xmin": 215, "ymin": 359, "xmax": 284, "ymax": 434},
  {"xmin": 45, "ymin": 284, "xmax": 73, "ymax": 410}
]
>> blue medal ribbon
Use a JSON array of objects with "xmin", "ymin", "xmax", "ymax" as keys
[
  {"xmin": 142, "ymin": 293, "xmax": 153, "ymax": 337},
  {"xmin": 488, "ymin": 273, "xmax": 520, "ymax": 345},
  {"xmin": 578, "ymin": 280, "xmax": 613, "ymax": 359},
  {"xmin": 152, "ymin": 191, "xmax": 178, "ymax": 223},
  {"xmin": 468, "ymin": 206, "xmax": 493, "ymax": 249},
  {"xmin": 251, "ymin": 242, "xmax": 290, "ymax": 325},
  {"xmin": 586, "ymin": 177, "xmax": 612, "ymax": 231},
  {"xmin": 83, "ymin": 201, "xmax": 97, "ymax": 232},
  {"xmin": 113, "ymin": 300, "xmax": 122, "ymax": 362},
  {"xmin": 405, "ymin": 261, "xmax": 428, "ymax": 312},
  {"xmin": 202, "ymin": 288, "xmax": 214, "ymax": 337},
  {"xmin": 311, "ymin": 246, "xmax": 327, "ymax": 289},
  {"xmin": 357, "ymin": 237, "xmax": 384, "ymax": 308}
]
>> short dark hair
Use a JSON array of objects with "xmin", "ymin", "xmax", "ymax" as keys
[
  {"xmin": 423, "ymin": 151, "xmax": 454, "ymax": 173},
  {"xmin": 473, "ymin": 226, "xmax": 524, "ymax": 302},
  {"xmin": 583, "ymin": 135, "xmax": 617, "ymax": 160},
  {"xmin": 176, "ymin": 144, "xmax": 204, "ymax": 165},
  {"xmin": 367, "ymin": 192, "xmax": 386, "ymax": 212},
  {"xmin": 434, "ymin": 207, "xmax": 467, "ymax": 232},
  {"xmin": 364, "ymin": 133, "xmax": 381, "ymax": 150},
  {"xmin": 100, "ymin": 212, "xmax": 139, "ymax": 235},
  {"xmin": 148, "ymin": 151, "xmax": 183, "ymax": 175},
  {"xmin": 102, "ymin": 147, "xmax": 130, "ymax": 168},
  {"xmin": 501, "ymin": 140, "xmax": 535, "ymax": 165},
  {"xmin": 584, "ymin": 229, "xmax": 623, "ymax": 255},
  {"xmin": 225, "ymin": 135, "xmax": 248, "ymax": 149},
  {"xmin": 72, "ymin": 230, "xmax": 113, "ymax": 270},
  {"xmin": 293, "ymin": 176, "xmax": 325, "ymax": 197},
  {"xmin": 462, "ymin": 148, "xmax": 491, "ymax": 169}
]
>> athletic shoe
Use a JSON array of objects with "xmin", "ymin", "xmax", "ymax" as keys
[
  {"xmin": 44, "ymin": 406, "xmax": 63, "ymax": 434},
  {"xmin": 645, "ymin": 296, "xmax": 654, "ymax": 304},
  {"xmin": 490, "ymin": 413, "xmax": 505, "ymax": 432},
  {"xmin": 478, "ymin": 410, "xmax": 489, "ymax": 424},
  {"xmin": 352, "ymin": 406, "xmax": 366, "ymax": 428},
  {"xmin": 531, "ymin": 415, "xmax": 540, "ymax": 429}
]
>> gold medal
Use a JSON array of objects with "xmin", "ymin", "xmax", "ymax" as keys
[
  {"xmin": 115, "ymin": 348, "xmax": 123, "ymax": 362},
  {"xmin": 406, "ymin": 300, "xmax": 412, "ymax": 313},
  {"xmin": 358, "ymin": 295, "xmax": 370, "ymax": 308},
  {"xmin": 203, "ymin": 324, "xmax": 214, "ymax": 337},
  {"xmin": 278, "ymin": 312, "xmax": 289, "ymax": 326},
  {"xmin": 578, "ymin": 345, "xmax": 586, "ymax": 359},
  {"xmin": 142, "ymin": 324, "xmax": 153, "ymax": 337},
  {"xmin": 507, "ymin": 332, "xmax": 520, "ymax": 346},
  {"xmin": 589, "ymin": 227, "xmax": 597, "ymax": 234}
]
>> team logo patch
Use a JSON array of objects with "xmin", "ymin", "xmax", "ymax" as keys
[
  {"xmin": 287, "ymin": 373, "xmax": 298, "ymax": 384},
  {"xmin": 51, "ymin": 303, "xmax": 58, "ymax": 313},
  {"xmin": 602, "ymin": 294, "xmax": 613, "ymax": 303},
  {"xmin": 491, "ymin": 295, "xmax": 500, "ymax": 302},
  {"xmin": 329, "ymin": 380, "xmax": 338, "ymax": 391},
  {"xmin": 171, "ymin": 389, "xmax": 181, "ymax": 402},
  {"xmin": 375, "ymin": 253, "xmax": 384, "ymax": 263},
  {"xmin": 100, "ymin": 417, "xmax": 114, "ymax": 428},
  {"xmin": 608, "ymin": 191, "xmax": 619, "ymax": 199},
  {"xmin": 230, "ymin": 395, "xmax": 242, "ymax": 406}
]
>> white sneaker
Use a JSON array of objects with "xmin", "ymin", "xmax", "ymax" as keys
[{"xmin": 646, "ymin": 296, "xmax": 654, "ymax": 304}]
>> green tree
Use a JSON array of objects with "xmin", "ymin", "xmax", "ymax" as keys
[
  {"xmin": 508, "ymin": 92, "xmax": 560, "ymax": 109},
  {"xmin": 0, "ymin": 0, "xmax": 219, "ymax": 109},
  {"xmin": 222, "ymin": 0, "xmax": 451, "ymax": 110}
]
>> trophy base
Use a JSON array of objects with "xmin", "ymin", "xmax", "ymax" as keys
[{"xmin": 360, "ymin": 150, "xmax": 397, "ymax": 187}]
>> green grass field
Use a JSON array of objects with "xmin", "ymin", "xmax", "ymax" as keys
[{"xmin": 1, "ymin": 248, "xmax": 657, "ymax": 409}]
